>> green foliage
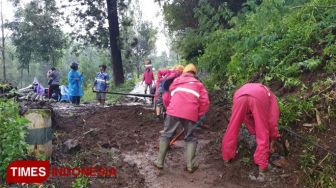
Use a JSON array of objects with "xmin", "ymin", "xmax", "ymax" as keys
[
  {"xmin": 299, "ymin": 144, "xmax": 317, "ymax": 169},
  {"xmin": 298, "ymin": 59, "xmax": 322, "ymax": 71},
  {"xmin": 323, "ymin": 60, "xmax": 336, "ymax": 73},
  {"xmin": 162, "ymin": 0, "xmax": 247, "ymax": 62},
  {"xmin": 77, "ymin": 48, "xmax": 111, "ymax": 87},
  {"xmin": 174, "ymin": 30, "xmax": 205, "ymax": 62},
  {"xmin": 131, "ymin": 21, "xmax": 158, "ymax": 76},
  {"xmin": 197, "ymin": 0, "xmax": 336, "ymax": 92},
  {"xmin": 81, "ymin": 86, "xmax": 96, "ymax": 103},
  {"xmin": 314, "ymin": 123, "xmax": 327, "ymax": 132},
  {"xmin": 149, "ymin": 51, "xmax": 179, "ymax": 70},
  {"xmin": 71, "ymin": 175, "xmax": 89, "ymax": 188},
  {"xmin": 0, "ymin": 99, "xmax": 28, "ymax": 180},
  {"xmin": 278, "ymin": 96, "xmax": 314, "ymax": 128},
  {"xmin": 162, "ymin": 0, "xmax": 199, "ymax": 32},
  {"xmin": 106, "ymin": 79, "xmax": 136, "ymax": 103},
  {"xmin": 9, "ymin": 0, "xmax": 67, "ymax": 70},
  {"xmin": 65, "ymin": 0, "xmax": 130, "ymax": 49},
  {"xmin": 299, "ymin": 144, "xmax": 336, "ymax": 188},
  {"xmin": 323, "ymin": 44, "xmax": 336, "ymax": 57},
  {"xmin": 241, "ymin": 157, "xmax": 251, "ymax": 166},
  {"xmin": 161, "ymin": 0, "xmax": 336, "ymax": 186},
  {"xmin": 312, "ymin": 78, "xmax": 334, "ymax": 93},
  {"xmin": 194, "ymin": 1, "xmax": 233, "ymax": 33}
]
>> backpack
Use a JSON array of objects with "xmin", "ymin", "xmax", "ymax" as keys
[{"xmin": 161, "ymin": 76, "xmax": 177, "ymax": 92}]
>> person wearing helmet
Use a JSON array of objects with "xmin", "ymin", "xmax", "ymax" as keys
[
  {"xmin": 154, "ymin": 64, "xmax": 210, "ymax": 173},
  {"xmin": 161, "ymin": 65, "xmax": 185, "ymax": 108},
  {"xmin": 154, "ymin": 65, "xmax": 184, "ymax": 122},
  {"xmin": 221, "ymin": 83, "xmax": 280, "ymax": 175},
  {"xmin": 68, "ymin": 62, "xmax": 84, "ymax": 105}
]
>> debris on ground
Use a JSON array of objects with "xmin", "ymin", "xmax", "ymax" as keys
[{"xmin": 63, "ymin": 139, "xmax": 80, "ymax": 153}]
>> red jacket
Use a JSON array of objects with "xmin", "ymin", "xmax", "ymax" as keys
[
  {"xmin": 161, "ymin": 70, "xmax": 182, "ymax": 107},
  {"xmin": 154, "ymin": 69, "xmax": 171, "ymax": 101},
  {"xmin": 143, "ymin": 68, "xmax": 154, "ymax": 85},
  {"xmin": 157, "ymin": 69, "xmax": 171, "ymax": 83},
  {"xmin": 221, "ymin": 83, "xmax": 280, "ymax": 170},
  {"xmin": 234, "ymin": 83, "xmax": 280, "ymax": 140},
  {"xmin": 166, "ymin": 73, "xmax": 210, "ymax": 122},
  {"xmin": 154, "ymin": 69, "xmax": 182, "ymax": 101}
]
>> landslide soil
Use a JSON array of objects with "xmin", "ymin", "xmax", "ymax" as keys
[{"xmin": 49, "ymin": 102, "xmax": 308, "ymax": 188}]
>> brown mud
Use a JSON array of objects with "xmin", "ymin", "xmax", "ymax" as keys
[{"xmin": 48, "ymin": 101, "xmax": 312, "ymax": 188}]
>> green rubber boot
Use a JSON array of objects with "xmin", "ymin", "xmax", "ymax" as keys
[
  {"xmin": 186, "ymin": 142, "xmax": 198, "ymax": 173},
  {"xmin": 154, "ymin": 140, "xmax": 170, "ymax": 169}
]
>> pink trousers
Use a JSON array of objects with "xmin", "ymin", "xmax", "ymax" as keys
[{"xmin": 222, "ymin": 95, "xmax": 270, "ymax": 170}]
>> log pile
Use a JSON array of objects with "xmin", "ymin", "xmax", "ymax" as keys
[
  {"xmin": 16, "ymin": 85, "xmax": 57, "ymax": 102},
  {"xmin": 0, "ymin": 84, "xmax": 57, "ymax": 103}
]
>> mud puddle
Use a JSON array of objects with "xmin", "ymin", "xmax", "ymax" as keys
[{"xmin": 122, "ymin": 138, "xmax": 238, "ymax": 188}]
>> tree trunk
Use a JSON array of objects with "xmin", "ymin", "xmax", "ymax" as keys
[
  {"xmin": 136, "ymin": 61, "xmax": 140, "ymax": 79},
  {"xmin": 106, "ymin": 0, "xmax": 124, "ymax": 85},
  {"xmin": 1, "ymin": 0, "xmax": 6, "ymax": 81},
  {"xmin": 136, "ymin": 50, "xmax": 140, "ymax": 78},
  {"xmin": 20, "ymin": 69, "xmax": 23, "ymax": 88}
]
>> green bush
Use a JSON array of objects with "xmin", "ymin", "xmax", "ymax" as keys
[
  {"xmin": 299, "ymin": 144, "xmax": 336, "ymax": 188},
  {"xmin": 197, "ymin": 0, "xmax": 336, "ymax": 90},
  {"xmin": 278, "ymin": 96, "xmax": 315, "ymax": 128},
  {"xmin": 0, "ymin": 99, "xmax": 28, "ymax": 180},
  {"xmin": 71, "ymin": 175, "xmax": 89, "ymax": 188}
]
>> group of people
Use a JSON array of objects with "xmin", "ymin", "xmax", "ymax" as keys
[
  {"xmin": 48, "ymin": 60, "xmax": 280, "ymax": 175},
  {"xmin": 46, "ymin": 62, "xmax": 110, "ymax": 105},
  {"xmin": 149, "ymin": 63, "xmax": 280, "ymax": 176}
]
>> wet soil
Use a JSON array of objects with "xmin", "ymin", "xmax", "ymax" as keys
[{"xmin": 48, "ymin": 101, "xmax": 308, "ymax": 188}]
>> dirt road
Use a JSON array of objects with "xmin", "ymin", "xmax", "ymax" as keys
[{"xmin": 49, "ymin": 102, "xmax": 302, "ymax": 188}]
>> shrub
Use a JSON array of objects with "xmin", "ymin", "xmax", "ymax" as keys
[{"xmin": 0, "ymin": 99, "xmax": 28, "ymax": 180}]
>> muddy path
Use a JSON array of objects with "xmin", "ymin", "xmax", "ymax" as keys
[{"xmin": 49, "ymin": 102, "xmax": 304, "ymax": 188}]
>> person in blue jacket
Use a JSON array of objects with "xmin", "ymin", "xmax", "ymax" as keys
[
  {"xmin": 68, "ymin": 62, "xmax": 84, "ymax": 105},
  {"xmin": 93, "ymin": 64, "xmax": 110, "ymax": 105}
]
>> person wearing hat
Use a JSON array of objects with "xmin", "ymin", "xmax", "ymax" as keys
[
  {"xmin": 154, "ymin": 63, "xmax": 210, "ymax": 173},
  {"xmin": 154, "ymin": 65, "xmax": 184, "ymax": 122},
  {"xmin": 221, "ymin": 83, "xmax": 280, "ymax": 175},
  {"xmin": 68, "ymin": 62, "xmax": 84, "ymax": 105},
  {"xmin": 93, "ymin": 64, "xmax": 110, "ymax": 105},
  {"xmin": 142, "ymin": 66, "xmax": 155, "ymax": 96}
]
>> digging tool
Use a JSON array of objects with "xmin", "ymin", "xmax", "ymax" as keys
[
  {"xmin": 169, "ymin": 128, "xmax": 185, "ymax": 146},
  {"xmin": 93, "ymin": 90, "xmax": 154, "ymax": 98},
  {"xmin": 169, "ymin": 115, "xmax": 206, "ymax": 146}
]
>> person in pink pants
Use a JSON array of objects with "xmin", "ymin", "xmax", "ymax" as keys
[{"xmin": 222, "ymin": 83, "xmax": 280, "ymax": 172}]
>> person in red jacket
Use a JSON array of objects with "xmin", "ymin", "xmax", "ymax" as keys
[
  {"xmin": 142, "ymin": 66, "xmax": 155, "ymax": 95},
  {"xmin": 221, "ymin": 83, "xmax": 280, "ymax": 173},
  {"xmin": 154, "ymin": 65, "xmax": 184, "ymax": 121},
  {"xmin": 154, "ymin": 64, "xmax": 210, "ymax": 173}
]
